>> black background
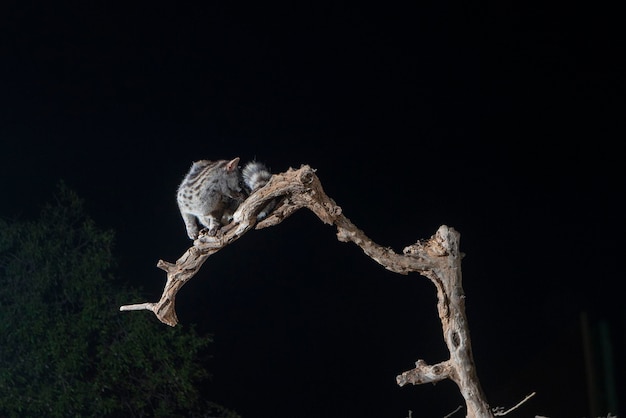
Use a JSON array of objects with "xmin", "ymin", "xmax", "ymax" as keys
[{"xmin": 2, "ymin": 1, "xmax": 624, "ymax": 417}]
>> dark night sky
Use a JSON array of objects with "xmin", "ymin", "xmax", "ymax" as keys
[{"xmin": 1, "ymin": 1, "xmax": 624, "ymax": 417}]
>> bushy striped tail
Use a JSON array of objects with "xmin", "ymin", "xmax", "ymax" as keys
[
  {"xmin": 242, "ymin": 161, "xmax": 275, "ymax": 220},
  {"xmin": 242, "ymin": 161, "xmax": 272, "ymax": 192}
]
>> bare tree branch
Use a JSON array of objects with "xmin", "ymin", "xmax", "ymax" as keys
[
  {"xmin": 493, "ymin": 392, "xmax": 536, "ymax": 416},
  {"xmin": 120, "ymin": 164, "xmax": 493, "ymax": 417}
]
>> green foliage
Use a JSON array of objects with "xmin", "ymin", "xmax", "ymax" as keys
[{"xmin": 0, "ymin": 183, "xmax": 239, "ymax": 418}]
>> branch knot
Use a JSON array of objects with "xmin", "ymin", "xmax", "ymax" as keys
[{"xmin": 299, "ymin": 166, "xmax": 316, "ymax": 184}]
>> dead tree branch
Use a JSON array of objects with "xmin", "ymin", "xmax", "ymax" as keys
[{"xmin": 120, "ymin": 164, "xmax": 492, "ymax": 418}]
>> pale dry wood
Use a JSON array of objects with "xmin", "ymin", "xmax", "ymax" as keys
[{"xmin": 119, "ymin": 164, "xmax": 492, "ymax": 418}]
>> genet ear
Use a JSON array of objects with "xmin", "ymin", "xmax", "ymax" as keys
[{"xmin": 226, "ymin": 157, "xmax": 240, "ymax": 172}]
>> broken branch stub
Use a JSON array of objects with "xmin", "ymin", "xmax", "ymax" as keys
[{"xmin": 119, "ymin": 164, "xmax": 492, "ymax": 417}]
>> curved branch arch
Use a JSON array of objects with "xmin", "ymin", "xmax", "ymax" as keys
[{"xmin": 120, "ymin": 164, "xmax": 493, "ymax": 418}]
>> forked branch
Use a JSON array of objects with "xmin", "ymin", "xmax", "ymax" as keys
[{"xmin": 120, "ymin": 164, "xmax": 493, "ymax": 418}]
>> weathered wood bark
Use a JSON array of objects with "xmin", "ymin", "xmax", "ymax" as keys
[{"xmin": 120, "ymin": 164, "xmax": 493, "ymax": 418}]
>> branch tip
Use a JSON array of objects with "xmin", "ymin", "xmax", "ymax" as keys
[
  {"xmin": 156, "ymin": 259, "xmax": 175, "ymax": 272},
  {"xmin": 119, "ymin": 302, "xmax": 154, "ymax": 312}
]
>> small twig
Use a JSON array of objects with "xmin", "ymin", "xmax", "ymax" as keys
[
  {"xmin": 493, "ymin": 392, "xmax": 536, "ymax": 416},
  {"xmin": 443, "ymin": 405, "xmax": 463, "ymax": 418},
  {"xmin": 119, "ymin": 303, "xmax": 154, "ymax": 311}
]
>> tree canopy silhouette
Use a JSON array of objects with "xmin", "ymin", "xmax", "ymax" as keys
[{"xmin": 0, "ymin": 183, "xmax": 238, "ymax": 418}]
